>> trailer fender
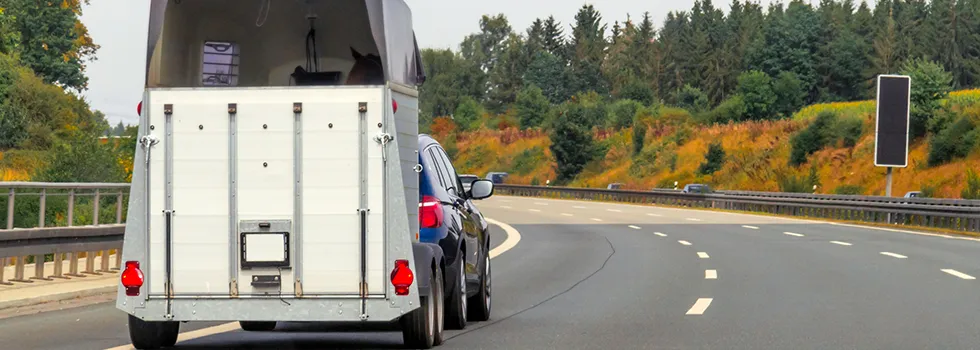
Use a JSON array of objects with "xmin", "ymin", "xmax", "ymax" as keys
[{"xmin": 411, "ymin": 242, "xmax": 444, "ymax": 297}]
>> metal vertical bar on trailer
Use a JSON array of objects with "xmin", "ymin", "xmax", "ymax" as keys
[
  {"xmin": 164, "ymin": 104, "xmax": 175, "ymax": 319},
  {"xmin": 357, "ymin": 102, "xmax": 369, "ymax": 320}
]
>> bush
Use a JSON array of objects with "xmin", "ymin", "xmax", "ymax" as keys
[
  {"xmin": 778, "ymin": 167, "xmax": 820, "ymax": 193},
  {"xmin": 515, "ymin": 85, "xmax": 550, "ymax": 129},
  {"xmin": 773, "ymin": 71, "xmax": 806, "ymax": 119},
  {"xmin": 510, "ymin": 146, "xmax": 545, "ymax": 175},
  {"xmin": 964, "ymin": 169, "xmax": 980, "ymax": 199},
  {"xmin": 454, "ymin": 96, "xmax": 484, "ymax": 131},
  {"xmin": 609, "ymin": 99, "xmax": 644, "ymax": 130},
  {"xmin": 789, "ymin": 111, "xmax": 836, "ymax": 166},
  {"xmin": 632, "ymin": 122, "xmax": 646, "ymax": 156},
  {"xmin": 697, "ymin": 142, "xmax": 726, "ymax": 175},
  {"xmin": 674, "ymin": 85, "xmax": 709, "ymax": 113},
  {"xmin": 550, "ymin": 101, "xmax": 598, "ymax": 183},
  {"xmin": 834, "ymin": 116, "xmax": 863, "ymax": 148},
  {"xmin": 833, "ymin": 184, "xmax": 864, "ymax": 195},
  {"xmin": 900, "ymin": 58, "xmax": 953, "ymax": 139},
  {"xmin": 700, "ymin": 95, "xmax": 746, "ymax": 124},
  {"xmin": 928, "ymin": 116, "xmax": 978, "ymax": 167}
]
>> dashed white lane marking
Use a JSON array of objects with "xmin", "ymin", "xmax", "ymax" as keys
[
  {"xmin": 678, "ymin": 240, "xmax": 692, "ymax": 246},
  {"xmin": 697, "ymin": 252, "xmax": 710, "ymax": 259},
  {"xmin": 573, "ymin": 206, "xmax": 587, "ymax": 209},
  {"xmin": 528, "ymin": 209, "xmax": 541, "ymax": 213},
  {"xmin": 647, "ymin": 213, "xmax": 662, "ymax": 217},
  {"xmin": 654, "ymin": 232, "xmax": 668, "ymax": 237},
  {"xmin": 685, "ymin": 218, "xmax": 702, "ymax": 222},
  {"xmin": 628, "ymin": 225, "xmax": 642, "ymax": 230},
  {"xmin": 561, "ymin": 213, "xmax": 573, "ymax": 217},
  {"xmin": 880, "ymin": 252, "xmax": 907, "ymax": 259},
  {"xmin": 499, "ymin": 199, "xmax": 512, "ymax": 203},
  {"xmin": 500, "ymin": 205, "xmax": 512, "ymax": 209},
  {"xmin": 941, "ymin": 269, "xmax": 976, "ymax": 280},
  {"xmin": 784, "ymin": 232, "xmax": 804, "ymax": 237},
  {"xmin": 591, "ymin": 218, "xmax": 603, "ymax": 222},
  {"xmin": 607, "ymin": 209, "xmax": 623, "ymax": 213},
  {"xmin": 686, "ymin": 298, "xmax": 713, "ymax": 315},
  {"xmin": 534, "ymin": 202, "xmax": 548, "ymax": 206},
  {"xmin": 830, "ymin": 241, "xmax": 853, "ymax": 246},
  {"xmin": 705, "ymin": 270, "xmax": 718, "ymax": 279},
  {"xmin": 742, "ymin": 225, "xmax": 759, "ymax": 230}
]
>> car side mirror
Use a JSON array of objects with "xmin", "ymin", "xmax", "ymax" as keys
[{"xmin": 469, "ymin": 179, "xmax": 494, "ymax": 200}]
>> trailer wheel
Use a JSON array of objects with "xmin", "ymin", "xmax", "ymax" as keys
[
  {"xmin": 239, "ymin": 321, "xmax": 277, "ymax": 332},
  {"xmin": 402, "ymin": 263, "xmax": 443, "ymax": 349},
  {"xmin": 127, "ymin": 315, "xmax": 180, "ymax": 349}
]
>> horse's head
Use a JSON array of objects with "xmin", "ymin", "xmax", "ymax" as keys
[{"xmin": 346, "ymin": 47, "xmax": 384, "ymax": 85}]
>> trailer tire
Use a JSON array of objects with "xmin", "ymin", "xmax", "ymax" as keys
[
  {"xmin": 402, "ymin": 262, "xmax": 443, "ymax": 349},
  {"xmin": 127, "ymin": 315, "xmax": 179, "ymax": 349},
  {"xmin": 239, "ymin": 321, "xmax": 277, "ymax": 332}
]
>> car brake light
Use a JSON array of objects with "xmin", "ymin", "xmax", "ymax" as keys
[
  {"xmin": 390, "ymin": 259, "xmax": 414, "ymax": 296},
  {"xmin": 419, "ymin": 195, "xmax": 443, "ymax": 228},
  {"xmin": 121, "ymin": 261, "xmax": 144, "ymax": 296},
  {"xmin": 137, "ymin": 101, "xmax": 142, "ymax": 116}
]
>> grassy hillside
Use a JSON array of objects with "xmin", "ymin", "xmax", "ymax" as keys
[{"xmin": 441, "ymin": 89, "xmax": 980, "ymax": 198}]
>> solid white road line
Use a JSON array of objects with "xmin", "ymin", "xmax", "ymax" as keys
[
  {"xmin": 628, "ymin": 225, "xmax": 642, "ymax": 230},
  {"xmin": 591, "ymin": 218, "xmax": 603, "ymax": 222},
  {"xmin": 528, "ymin": 209, "xmax": 541, "ymax": 212},
  {"xmin": 941, "ymin": 269, "xmax": 977, "ymax": 280},
  {"xmin": 573, "ymin": 206, "xmax": 587, "ymax": 209},
  {"xmin": 647, "ymin": 213, "xmax": 662, "ymax": 217},
  {"xmin": 686, "ymin": 298, "xmax": 713, "ymax": 315},
  {"xmin": 742, "ymin": 225, "xmax": 759, "ymax": 230},
  {"xmin": 685, "ymin": 218, "xmax": 702, "ymax": 222},
  {"xmin": 607, "ymin": 209, "xmax": 623, "ymax": 213},
  {"xmin": 654, "ymin": 232, "xmax": 668, "ymax": 237},
  {"xmin": 783, "ymin": 232, "xmax": 804, "ymax": 237},
  {"xmin": 705, "ymin": 270, "xmax": 718, "ymax": 279},
  {"xmin": 697, "ymin": 252, "xmax": 710, "ymax": 259},
  {"xmin": 830, "ymin": 241, "xmax": 853, "ymax": 246},
  {"xmin": 880, "ymin": 252, "xmax": 908, "ymax": 259},
  {"xmin": 561, "ymin": 213, "xmax": 573, "ymax": 217},
  {"xmin": 106, "ymin": 218, "xmax": 525, "ymax": 349},
  {"xmin": 678, "ymin": 240, "xmax": 692, "ymax": 246}
]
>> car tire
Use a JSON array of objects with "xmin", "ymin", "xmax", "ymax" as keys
[
  {"xmin": 402, "ymin": 262, "xmax": 444, "ymax": 349},
  {"xmin": 127, "ymin": 315, "xmax": 179, "ymax": 349},
  {"xmin": 468, "ymin": 253, "xmax": 491, "ymax": 322},
  {"xmin": 444, "ymin": 255, "xmax": 468, "ymax": 330},
  {"xmin": 239, "ymin": 321, "xmax": 277, "ymax": 332}
]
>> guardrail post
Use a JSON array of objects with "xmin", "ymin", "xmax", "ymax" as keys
[
  {"xmin": 38, "ymin": 189, "xmax": 46, "ymax": 227},
  {"xmin": 67, "ymin": 252, "xmax": 83, "ymax": 278},
  {"xmin": 11, "ymin": 256, "xmax": 30, "ymax": 283},
  {"xmin": 67, "ymin": 189, "xmax": 75, "ymax": 227},
  {"xmin": 114, "ymin": 249, "xmax": 122, "ymax": 270},
  {"xmin": 31, "ymin": 254, "xmax": 51, "ymax": 281},
  {"xmin": 6, "ymin": 188, "xmax": 14, "ymax": 229},
  {"xmin": 98, "ymin": 250, "xmax": 113, "ymax": 273},
  {"xmin": 93, "ymin": 189, "xmax": 100, "ymax": 225},
  {"xmin": 50, "ymin": 251, "xmax": 67, "ymax": 279},
  {"xmin": 83, "ymin": 251, "xmax": 102, "ymax": 275},
  {"xmin": 0, "ymin": 258, "xmax": 9, "ymax": 285},
  {"xmin": 116, "ymin": 190, "xmax": 123, "ymax": 224}
]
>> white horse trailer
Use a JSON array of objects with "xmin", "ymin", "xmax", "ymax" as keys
[{"xmin": 116, "ymin": 1, "xmax": 447, "ymax": 348}]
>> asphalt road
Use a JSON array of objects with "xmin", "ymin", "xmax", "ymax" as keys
[{"xmin": 3, "ymin": 195, "xmax": 980, "ymax": 349}]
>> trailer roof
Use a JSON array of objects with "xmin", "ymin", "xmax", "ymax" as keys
[{"xmin": 145, "ymin": 0, "xmax": 425, "ymax": 87}]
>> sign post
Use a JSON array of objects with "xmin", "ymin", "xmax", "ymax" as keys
[{"xmin": 874, "ymin": 74, "xmax": 911, "ymax": 197}]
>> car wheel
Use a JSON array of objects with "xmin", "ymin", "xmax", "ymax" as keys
[
  {"xmin": 468, "ymin": 252, "xmax": 491, "ymax": 321},
  {"xmin": 444, "ymin": 255, "xmax": 467, "ymax": 330}
]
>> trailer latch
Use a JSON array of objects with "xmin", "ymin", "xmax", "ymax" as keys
[{"xmin": 251, "ymin": 275, "xmax": 282, "ymax": 288}]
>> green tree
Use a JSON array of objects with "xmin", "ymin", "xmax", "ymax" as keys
[
  {"xmin": 632, "ymin": 120, "xmax": 647, "ymax": 156},
  {"xmin": 6, "ymin": 0, "xmax": 99, "ymax": 91},
  {"xmin": 698, "ymin": 141, "xmax": 726, "ymax": 175},
  {"xmin": 928, "ymin": 116, "xmax": 978, "ymax": 167},
  {"xmin": 550, "ymin": 101, "xmax": 598, "ymax": 183},
  {"xmin": 524, "ymin": 51, "xmax": 568, "ymax": 104},
  {"xmin": 899, "ymin": 58, "xmax": 953, "ymax": 139},
  {"xmin": 609, "ymin": 99, "xmax": 644, "ymax": 130},
  {"xmin": 418, "ymin": 48, "xmax": 486, "ymax": 127},
  {"xmin": 487, "ymin": 33, "xmax": 528, "ymax": 112},
  {"xmin": 772, "ymin": 71, "xmax": 806, "ymax": 118},
  {"xmin": 789, "ymin": 111, "xmax": 836, "ymax": 166},
  {"xmin": 453, "ymin": 96, "xmax": 484, "ymax": 131},
  {"xmin": 674, "ymin": 84, "xmax": 709, "ymax": 113},
  {"xmin": 33, "ymin": 130, "xmax": 127, "ymax": 183},
  {"xmin": 736, "ymin": 70, "xmax": 776, "ymax": 120},
  {"xmin": 515, "ymin": 85, "xmax": 550, "ymax": 129},
  {"xmin": 567, "ymin": 5, "xmax": 609, "ymax": 96}
]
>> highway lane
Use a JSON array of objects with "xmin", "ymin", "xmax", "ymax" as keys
[{"xmin": 4, "ymin": 195, "xmax": 980, "ymax": 349}]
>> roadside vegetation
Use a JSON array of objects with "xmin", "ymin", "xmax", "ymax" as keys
[{"xmin": 421, "ymin": 1, "xmax": 980, "ymax": 199}]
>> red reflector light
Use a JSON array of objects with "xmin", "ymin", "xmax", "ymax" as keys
[
  {"xmin": 419, "ymin": 195, "xmax": 443, "ymax": 228},
  {"xmin": 121, "ymin": 261, "xmax": 144, "ymax": 296},
  {"xmin": 392, "ymin": 99, "xmax": 398, "ymax": 114},
  {"xmin": 137, "ymin": 101, "xmax": 142, "ymax": 116},
  {"xmin": 390, "ymin": 259, "xmax": 414, "ymax": 296}
]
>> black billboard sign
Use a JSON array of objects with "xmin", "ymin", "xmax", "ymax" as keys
[{"xmin": 874, "ymin": 75, "xmax": 911, "ymax": 168}]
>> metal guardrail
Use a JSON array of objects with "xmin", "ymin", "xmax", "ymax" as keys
[
  {"xmin": 0, "ymin": 182, "xmax": 129, "ymax": 285},
  {"xmin": 495, "ymin": 184, "xmax": 980, "ymax": 233}
]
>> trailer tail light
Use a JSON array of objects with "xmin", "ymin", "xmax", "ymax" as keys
[
  {"xmin": 390, "ymin": 259, "xmax": 414, "ymax": 296},
  {"xmin": 121, "ymin": 261, "xmax": 144, "ymax": 296},
  {"xmin": 392, "ymin": 99, "xmax": 398, "ymax": 114},
  {"xmin": 137, "ymin": 101, "xmax": 142, "ymax": 116},
  {"xmin": 419, "ymin": 195, "xmax": 443, "ymax": 228}
]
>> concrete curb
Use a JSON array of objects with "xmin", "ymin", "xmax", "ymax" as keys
[{"xmin": 0, "ymin": 286, "xmax": 115, "ymax": 311}]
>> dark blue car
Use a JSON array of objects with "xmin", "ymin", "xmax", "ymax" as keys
[{"xmin": 417, "ymin": 134, "xmax": 494, "ymax": 330}]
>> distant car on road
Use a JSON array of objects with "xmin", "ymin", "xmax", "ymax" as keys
[
  {"xmin": 904, "ymin": 191, "xmax": 923, "ymax": 198},
  {"xmin": 682, "ymin": 184, "xmax": 712, "ymax": 194},
  {"xmin": 485, "ymin": 172, "xmax": 509, "ymax": 184},
  {"xmin": 607, "ymin": 183, "xmax": 623, "ymax": 190},
  {"xmin": 459, "ymin": 174, "xmax": 479, "ymax": 191}
]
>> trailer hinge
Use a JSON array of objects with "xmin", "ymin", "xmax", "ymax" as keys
[
  {"xmin": 359, "ymin": 282, "xmax": 369, "ymax": 298},
  {"xmin": 230, "ymin": 280, "xmax": 239, "ymax": 297},
  {"xmin": 294, "ymin": 280, "xmax": 303, "ymax": 297}
]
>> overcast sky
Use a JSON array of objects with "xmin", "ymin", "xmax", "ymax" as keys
[{"xmin": 79, "ymin": 0, "xmax": 779, "ymax": 126}]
